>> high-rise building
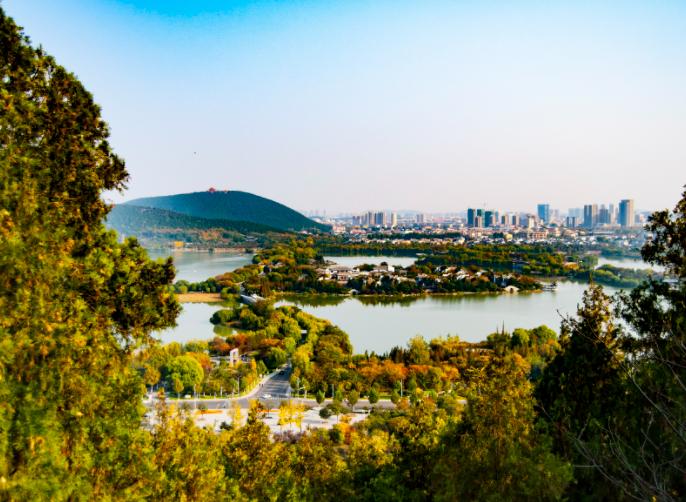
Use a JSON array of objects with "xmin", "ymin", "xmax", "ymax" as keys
[
  {"xmin": 608, "ymin": 203, "xmax": 616, "ymax": 224},
  {"xmin": 373, "ymin": 211, "xmax": 386, "ymax": 227},
  {"xmin": 619, "ymin": 199, "xmax": 634, "ymax": 228},
  {"xmin": 511, "ymin": 214, "xmax": 520, "ymax": 227},
  {"xmin": 467, "ymin": 208, "xmax": 476, "ymax": 227},
  {"xmin": 416, "ymin": 213, "xmax": 425, "ymax": 225},
  {"xmin": 599, "ymin": 206, "xmax": 610, "ymax": 225},
  {"xmin": 391, "ymin": 212, "xmax": 398, "ymax": 228},
  {"xmin": 474, "ymin": 215, "xmax": 483, "ymax": 228},
  {"xmin": 484, "ymin": 210, "xmax": 495, "ymax": 227},
  {"xmin": 583, "ymin": 204, "xmax": 598, "ymax": 228},
  {"xmin": 566, "ymin": 216, "xmax": 578, "ymax": 228},
  {"xmin": 537, "ymin": 204, "xmax": 550, "ymax": 223}
]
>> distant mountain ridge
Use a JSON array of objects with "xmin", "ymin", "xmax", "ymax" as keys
[{"xmin": 124, "ymin": 190, "xmax": 328, "ymax": 232}]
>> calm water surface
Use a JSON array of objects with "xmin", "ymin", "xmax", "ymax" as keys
[
  {"xmin": 156, "ymin": 253, "xmax": 654, "ymax": 353},
  {"xmin": 596, "ymin": 256, "xmax": 663, "ymax": 272},
  {"xmin": 323, "ymin": 255, "xmax": 417, "ymax": 268},
  {"xmin": 147, "ymin": 249, "xmax": 253, "ymax": 283},
  {"xmin": 277, "ymin": 281, "xmax": 618, "ymax": 354}
]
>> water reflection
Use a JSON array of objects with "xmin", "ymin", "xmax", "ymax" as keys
[
  {"xmin": 153, "ymin": 251, "xmax": 640, "ymax": 354},
  {"xmin": 277, "ymin": 281, "xmax": 618, "ymax": 354},
  {"xmin": 147, "ymin": 249, "xmax": 253, "ymax": 283},
  {"xmin": 323, "ymin": 255, "xmax": 417, "ymax": 268},
  {"xmin": 596, "ymin": 256, "xmax": 663, "ymax": 272},
  {"xmin": 277, "ymin": 294, "xmax": 347, "ymax": 307}
]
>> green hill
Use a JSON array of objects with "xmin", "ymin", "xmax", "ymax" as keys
[
  {"xmin": 124, "ymin": 190, "xmax": 329, "ymax": 232},
  {"xmin": 108, "ymin": 204, "xmax": 281, "ymax": 234},
  {"xmin": 106, "ymin": 205, "xmax": 286, "ymax": 247}
]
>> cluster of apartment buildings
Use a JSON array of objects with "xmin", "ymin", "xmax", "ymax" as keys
[
  {"xmin": 466, "ymin": 208, "xmax": 537, "ymax": 229},
  {"xmin": 465, "ymin": 199, "xmax": 637, "ymax": 230},
  {"xmin": 333, "ymin": 211, "xmax": 431, "ymax": 232},
  {"xmin": 350, "ymin": 211, "xmax": 399, "ymax": 228},
  {"xmin": 572, "ymin": 199, "xmax": 635, "ymax": 228}
]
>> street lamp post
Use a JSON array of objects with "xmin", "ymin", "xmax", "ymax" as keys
[{"xmin": 293, "ymin": 377, "xmax": 306, "ymax": 404}]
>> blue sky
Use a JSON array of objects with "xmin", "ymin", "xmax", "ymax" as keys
[{"xmin": 5, "ymin": 0, "xmax": 686, "ymax": 213}]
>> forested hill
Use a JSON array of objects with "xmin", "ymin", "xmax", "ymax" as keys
[
  {"xmin": 106, "ymin": 205, "xmax": 286, "ymax": 247},
  {"xmin": 124, "ymin": 190, "xmax": 329, "ymax": 232},
  {"xmin": 107, "ymin": 204, "xmax": 281, "ymax": 235}
]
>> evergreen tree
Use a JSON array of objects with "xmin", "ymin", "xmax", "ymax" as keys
[
  {"xmin": 0, "ymin": 9, "xmax": 178, "ymax": 498},
  {"xmin": 436, "ymin": 354, "xmax": 571, "ymax": 500},
  {"xmin": 600, "ymin": 187, "xmax": 686, "ymax": 500},
  {"xmin": 535, "ymin": 285, "xmax": 624, "ymax": 498}
]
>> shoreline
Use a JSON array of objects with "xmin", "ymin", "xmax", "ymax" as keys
[
  {"xmin": 276, "ymin": 288, "xmax": 545, "ymax": 301},
  {"xmin": 175, "ymin": 288, "xmax": 546, "ymax": 306},
  {"xmin": 150, "ymin": 247, "xmax": 258, "ymax": 255},
  {"xmin": 177, "ymin": 292, "xmax": 223, "ymax": 303}
]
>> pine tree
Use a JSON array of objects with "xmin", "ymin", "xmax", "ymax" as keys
[{"xmin": 0, "ymin": 9, "xmax": 178, "ymax": 498}]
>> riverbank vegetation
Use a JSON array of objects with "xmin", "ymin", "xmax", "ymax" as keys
[
  {"xmin": 571, "ymin": 263, "xmax": 654, "ymax": 288},
  {"xmin": 415, "ymin": 243, "xmax": 570, "ymax": 275},
  {"xmin": 316, "ymin": 237, "xmax": 655, "ymax": 289},
  {"xmin": 172, "ymin": 237, "xmax": 651, "ymax": 298},
  {"xmin": 176, "ymin": 239, "xmax": 545, "ymax": 298},
  {"xmin": 2, "ymin": 12, "xmax": 685, "ymax": 499}
]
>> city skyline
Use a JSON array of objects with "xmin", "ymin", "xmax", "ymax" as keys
[
  {"xmin": 6, "ymin": 0, "xmax": 685, "ymax": 212},
  {"xmin": 315, "ymin": 196, "xmax": 644, "ymax": 232},
  {"xmin": 307, "ymin": 197, "xmax": 646, "ymax": 219}
]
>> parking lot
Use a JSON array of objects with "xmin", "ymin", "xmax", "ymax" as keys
[{"xmin": 192, "ymin": 404, "xmax": 369, "ymax": 434}]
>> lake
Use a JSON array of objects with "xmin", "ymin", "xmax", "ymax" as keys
[
  {"xmin": 596, "ymin": 256, "xmax": 663, "ymax": 272},
  {"xmin": 155, "ymin": 253, "xmax": 647, "ymax": 353},
  {"xmin": 144, "ymin": 251, "xmax": 413, "ymax": 284},
  {"xmin": 323, "ymin": 255, "xmax": 418, "ymax": 268},
  {"xmin": 277, "ymin": 281, "xmax": 618, "ymax": 354},
  {"xmin": 147, "ymin": 249, "xmax": 253, "ymax": 283}
]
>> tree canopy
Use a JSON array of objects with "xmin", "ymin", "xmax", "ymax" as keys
[
  {"xmin": 2, "ymin": 6, "xmax": 685, "ymax": 500},
  {"xmin": 0, "ymin": 10, "xmax": 178, "ymax": 498}
]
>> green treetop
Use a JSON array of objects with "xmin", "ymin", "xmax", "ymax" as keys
[{"xmin": 0, "ymin": 9, "xmax": 178, "ymax": 499}]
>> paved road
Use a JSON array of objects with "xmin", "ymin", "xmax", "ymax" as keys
[
  {"xmin": 145, "ymin": 362, "xmax": 445, "ymax": 411},
  {"xmin": 253, "ymin": 365, "xmax": 292, "ymax": 404},
  {"xmin": 145, "ymin": 364, "xmax": 294, "ymax": 410}
]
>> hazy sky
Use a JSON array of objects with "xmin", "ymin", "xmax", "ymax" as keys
[{"xmin": 5, "ymin": 0, "xmax": 685, "ymax": 213}]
